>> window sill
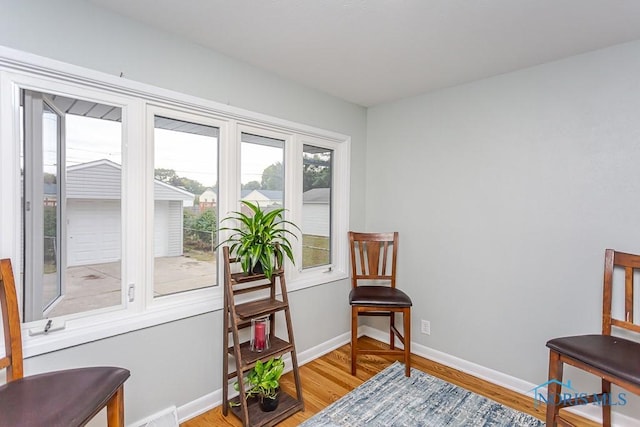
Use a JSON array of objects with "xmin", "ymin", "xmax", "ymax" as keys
[
  {"xmin": 288, "ymin": 268, "xmax": 349, "ymax": 293},
  {"xmin": 21, "ymin": 270, "xmax": 346, "ymax": 358},
  {"xmin": 22, "ymin": 293, "xmax": 223, "ymax": 358}
]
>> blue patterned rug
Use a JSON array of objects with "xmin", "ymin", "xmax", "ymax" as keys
[{"xmin": 299, "ymin": 362, "xmax": 544, "ymax": 427}]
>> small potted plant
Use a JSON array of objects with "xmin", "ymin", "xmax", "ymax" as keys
[
  {"xmin": 235, "ymin": 357, "xmax": 285, "ymax": 412},
  {"xmin": 218, "ymin": 200, "xmax": 299, "ymax": 279}
]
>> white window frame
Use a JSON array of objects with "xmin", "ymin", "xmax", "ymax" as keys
[
  {"xmin": 288, "ymin": 134, "xmax": 350, "ymax": 288},
  {"xmin": 0, "ymin": 46, "xmax": 350, "ymax": 358},
  {"xmin": 145, "ymin": 104, "xmax": 229, "ymax": 311}
]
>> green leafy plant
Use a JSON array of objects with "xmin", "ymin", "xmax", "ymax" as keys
[
  {"xmin": 234, "ymin": 357, "xmax": 285, "ymax": 402},
  {"xmin": 218, "ymin": 200, "xmax": 299, "ymax": 279}
]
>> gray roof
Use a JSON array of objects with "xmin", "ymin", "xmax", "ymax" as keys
[
  {"xmin": 43, "ymin": 159, "xmax": 194, "ymax": 201},
  {"xmin": 241, "ymin": 189, "xmax": 283, "ymax": 200},
  {"xmin": 44, "ymin": 183, "xmax": 57, "ymax": 196}
]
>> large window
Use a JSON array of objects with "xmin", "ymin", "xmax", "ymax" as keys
[
  {"xmin": 152, "ymin": 113, "xmax": 219, "ymax": 297},
  {"xmin": 0, "ymin": 50, "xmax": 350, "ymax": 355},
  {"xmin": 21, "ymin": 90, "xmax": 123, "ymax": 322},
  {"xmin": 302, "ymin": 145, "xmax": 333, "ymax": 269}
]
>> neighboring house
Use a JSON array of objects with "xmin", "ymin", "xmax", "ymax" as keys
[
  {"xmin": 43, "ymin": 183, "xmax": 57, "ymax": 206},
  {"xmin": 302, "ymin": 188, "xmax": 330, "ymax": 237},
  {"xmin": 199, "ymin": 188, "xmax": 217, "ymax": 212},
  {"xmin": 236, "ymin": 188, "xmax": 330, "ymax": 236},
  {"xmin": 63, "ymin": 159, "xmax": 194, "ymax": 266},
  {"xmin": 241, "ymin": 189, "xmax": 283, "ymax": 206}
]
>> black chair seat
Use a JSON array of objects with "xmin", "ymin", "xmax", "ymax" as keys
[
  {"xmin": 349, "ymin": 286, "xmax": 412, "ymax": 307},
  {"xmin": 546, "ymin": 334, "xmax": 640, "ymax": 386},
  {"xmin": 0, "ymin": 367, "xmax": 130, "ymax": 427}
]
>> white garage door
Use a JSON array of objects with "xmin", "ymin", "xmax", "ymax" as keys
[
  {"xmin": 154, "ymin": 200, "xmax": 169, "ymax": 257},
  {"xmin": 68, "ymin": 200, "xmax": 172, "ymax": 266},
  {"xmin": 67, "ymin": 200, "xmax": 121, "ymax": 266}
]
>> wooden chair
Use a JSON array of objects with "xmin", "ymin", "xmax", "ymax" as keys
[
  {"xmin": 0, "ymin": 258, "xmax": 130, "ymax": 427},
  {"xmin": 546, "ymin": 249, "xmax": 640, "ymax": 426},
  {"xmin": 349, "ymin": 231, "xmax": 412, "ymax": 377}
]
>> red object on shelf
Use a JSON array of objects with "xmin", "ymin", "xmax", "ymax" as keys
[
  {"xmin": 251, "ymin": 317, "xmax": 269, "ymax": 352},
  {"xmin": 254, "ymin": 322, "xmax": 266, "ymax": 351}
]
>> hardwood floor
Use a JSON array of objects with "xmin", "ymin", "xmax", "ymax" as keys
[{"xmin": 181, "ymin": 336, "xmax": 598, "ymax": 426}]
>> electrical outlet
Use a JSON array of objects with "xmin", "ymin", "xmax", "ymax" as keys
[{"xmin": 421, "ymin": 319, "xmax": 431, "ymax": 335}]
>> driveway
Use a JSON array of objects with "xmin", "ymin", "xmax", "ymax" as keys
[{"xmin": 45, "ymin": 256, "xmax": 217, "ymax": 317}]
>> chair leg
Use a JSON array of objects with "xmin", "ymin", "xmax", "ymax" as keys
[
  {"xmin": 403, "ymin": 307, "xmax": 411, "ymax": 377},
  {"xmin": 545, "ymin": 351, "xmax": 563, "ymax": 427},
  {"xmin": 602, "ymin": 379, "xmax": 612, "ymax": 427},
  {"xmin": 351, "ymin": 307, "xmax": 358, "ymax": 376},
  {"xmin": 390, "ymin": 312, "xmax": 395, "ymax": 350},
  {"xmin": 106, "ymin": 386, "xmax": 125, "ymax": 427}
]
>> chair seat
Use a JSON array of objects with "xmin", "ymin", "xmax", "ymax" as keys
[
  {"xmin": 546, "ymin": 334, "xmax": 640, "ymax": 387},
  {"xmin": 349, "ymin": 286, "xmax": 412, "ymax": 307},
  {"xmin": 0, "ymin": 366, "xmax": 130, "ymax": 427}
]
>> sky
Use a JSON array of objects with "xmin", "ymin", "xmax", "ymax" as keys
[{"xmin": 57, "ymin": 115, "xmax": 282, "ymax": 188}]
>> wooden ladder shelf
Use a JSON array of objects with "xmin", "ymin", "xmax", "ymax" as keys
[{"xmin": 222, "ymin": 246, "xmax": 304, "ymax": 427}]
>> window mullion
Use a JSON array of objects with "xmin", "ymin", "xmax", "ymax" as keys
[
  {"xmin": 217, "ymin": 120, "xmax": 238, "ymax": 264},
  {"xmin": 286, "ymin": 135, "xmax": 303, "ymax": 275},
  {"xmin": 123, "ymin": 100, "xmax": 147, "ymax": 312}
]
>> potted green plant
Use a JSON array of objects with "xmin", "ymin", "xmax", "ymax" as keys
[
  {"xmin": 218, "ymin": 200, "xmax": 299, "ymax": 279},
  {"xmin": 235, "ymin": 357, "xmax": 285, "ymax": 412}
]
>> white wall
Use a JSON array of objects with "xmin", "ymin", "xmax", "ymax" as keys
[
  {"xmin": 367, "ymin": 40, "xmax": 640, "ymax": 420},
  {"xmin": 0, "ymin": 0, "xmax": 367, "ymax": 423}
]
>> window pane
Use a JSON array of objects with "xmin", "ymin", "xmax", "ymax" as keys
[
  {"xmin": 238, "ymin": 132, "xmax": 285, "ymax": 268},
  {"xmin": 302, "ymin": 145, "xmax": 332, "ymax": 268},
  {"xmin": 22, "ymin": 91, "xmax": 123, "ymax": 321},
  {"xmin": 153, "ymin": 116, "xmax": 219, "ymax": 297},
  {"xmin": 240, "ymin": 133, "xmax": 285, "ymax": 208}
]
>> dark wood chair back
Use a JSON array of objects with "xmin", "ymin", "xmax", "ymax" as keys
[
  {"xmin": 349, "ymin": 231, "xmax": 398, "ymax": 287},
  {"xmin": 602, "ymin": 249, "xmax": 640, "ymax": 335},
  {"xmin": 0, "ymin": 258, "xmax": 130, "ymax": 427}
]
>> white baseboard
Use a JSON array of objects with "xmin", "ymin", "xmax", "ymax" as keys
[
  {"xmin": 296, "ymin": 331, "xmax": 353, "ymax": 367},
  {"xmin": 175, "ymin": 327, "xmax": 638, "ymax": 427},
  {"xmin": 175, "ymin": 389, "xmax": 222, "ymax": 425},
  {"xmin": 130, "ymin": 405, "xmax": 178, "ymax": 427},
  {"xmin": 360, "ymin": 325, "xmax": 537, "ymax": 391}
]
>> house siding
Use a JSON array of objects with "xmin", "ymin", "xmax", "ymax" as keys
[
  {"xmin": 67, "ymin": 162, "xmax": 121, "ymax": 199},
  {"xmin": 167, "ymin": 200, "xmax": 183, "ymax": 257},
  {"xmin": 302, "ymin": 204, "xmax": 330, "ymax": 237},
  {"xmin": 155, "ymin": 182, "xmax": 191, "ymax": 202}
]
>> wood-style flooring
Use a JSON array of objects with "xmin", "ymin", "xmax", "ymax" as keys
[{"xmin": 181, "ymin": 336, "xmax": 597, "ymax": 426}]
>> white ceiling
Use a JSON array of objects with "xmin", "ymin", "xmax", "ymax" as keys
[{"xmin": 88, "ymin": 0, "xmax": 640, "ymax": 107}]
